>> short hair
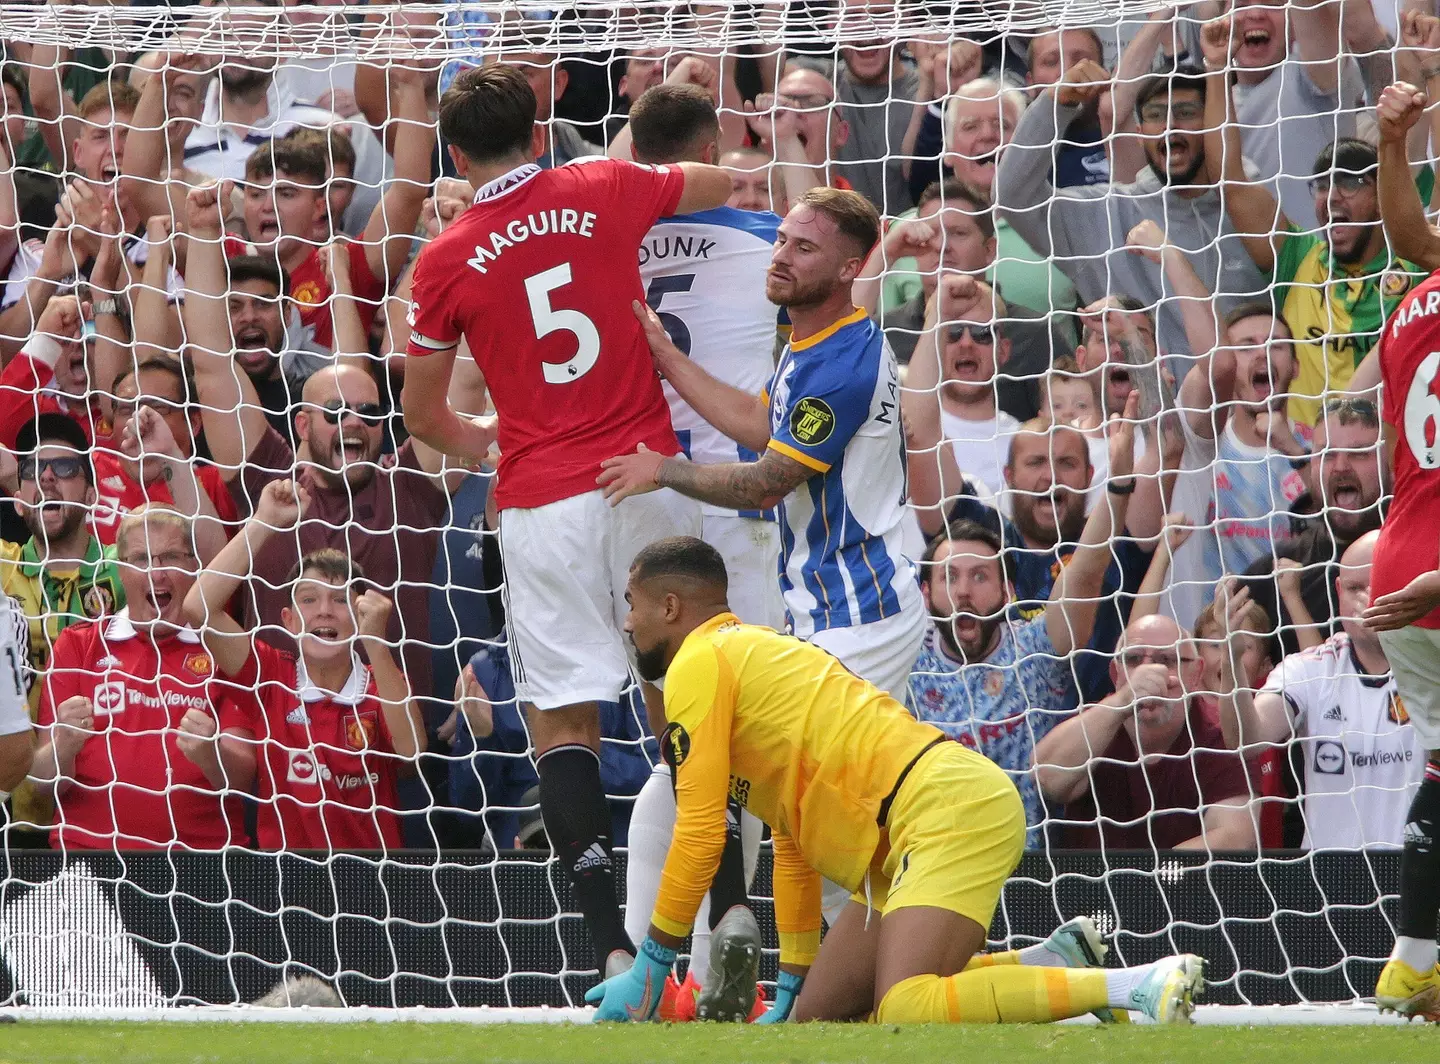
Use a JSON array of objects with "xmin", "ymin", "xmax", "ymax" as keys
[
  {"xmin": 1314, "ymin": 137, "xmax": 1377, "ymax": 179},
  {"xmin": 1194, "ymin": 596, "xmax": 1279, "ymax": 669},
  {"xmin": 1025, "ymin": 26, "xmax": 1105, "ymax": 71},
  {"xmin": 439, "ymin": 65, "xmax": 537, "ymax": 165},
  {"xmin": 1044, "ymin": 355, "xmax": 1103, "ymax": 407},
  {"xmin": 921, "ymin": 521, "xmax": 1008, "ymax": 584},
  {"xmin": 916, "ymin": 179, "xmax": 995, "ymax": 242},
  {"xmin": 1222, "ymin": 301, "xmax": 1289, "ymax": 336},
  {"xmin": 113, "ymin": 355, "xmax": 194, "ymax": 405},
  {"xmin": 77, "ymin": 80, "xmax": 140, "ymax": 122},
  {"xmin": 630, "ymin": 536, "xmax": 729, "ymax": 594},
  {"xmin": 284, "ymin": 126, "xmax": 358, "ymax": 174},
  {"xmin": 946, "ymin": 77, "xmax": 1027, "ymax": 130},
  {"xmin": 796, "ymin": 186, "xmax": 880, "ymax": 260},
  {"xmin": 629, "ymin": 83, "xmax": 720, "ymax": 164},
  {"xmin": 16, "ymin": 413, "xmax": 94, "ymax": 485},
  {"xmin": 228, "ymin": 254, "xmax": 290, "ymax": 299},
  {"xmin": 116, "ymin": 504, "xmax": 193, "ymax": 561},
  {"xmin": 289, "ymin": 547, "xmax": 366, "ymax": 591},
  {"xmin": 245, "ymin": 135, "xmax": 328, "ymax": 187},
  {"xmin": 1134, "ymin": 62, "xmax": 1207, "ymax": 122},
  {"xmin": 1321, "ymin": 396, "xmax": 1380, "ymax": 431},
  {"xmin": 1007, "ymin": 416, "xmax": 1091, "ymax": 469}
]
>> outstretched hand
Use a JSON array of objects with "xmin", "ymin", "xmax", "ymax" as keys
[{"xmin": 597, "ymin": 443, "xmax": 664, "ymax": 505}]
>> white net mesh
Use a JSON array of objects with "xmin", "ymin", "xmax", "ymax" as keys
[{"xmin": 0, "ymin": 0, "xmax": 1428, "ymax": 1016}]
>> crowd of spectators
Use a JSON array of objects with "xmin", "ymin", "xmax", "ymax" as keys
[{"xmin": 0, "ymin": 0, "xmax": 1432, "ymax": 859}]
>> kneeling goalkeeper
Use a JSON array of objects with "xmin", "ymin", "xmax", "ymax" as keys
[{"xmin": 588, "ymin": 536, "xmax": 1206, "ymax": 1025}]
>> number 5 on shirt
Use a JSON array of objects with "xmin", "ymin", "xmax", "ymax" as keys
[{"xmin": 526, "ymin": 263, "xmax": 601, "ymax": 384}]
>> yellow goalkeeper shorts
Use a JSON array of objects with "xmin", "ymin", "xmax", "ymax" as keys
[{"xmin": 852, "ymin": 741, "xmax": 1026, "ymax": 929}]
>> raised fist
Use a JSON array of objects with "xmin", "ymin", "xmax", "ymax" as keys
[
  {"xmin": 1056, "ymin": 59, "xmax": 1109, "ymax": 108},
  {"xmin": 1377, "ymin": 81, "xmax": 1428, "ymax": 144}
]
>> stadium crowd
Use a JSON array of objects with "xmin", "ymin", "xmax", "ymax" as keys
[{"xmin": 0, "ymin": 0, "xmax": 1432, "ymax": 863}]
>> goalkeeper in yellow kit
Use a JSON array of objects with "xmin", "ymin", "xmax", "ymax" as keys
[{"xmin": 587, "ymin": 536, "xmax": 1206, "ymax": 1025}]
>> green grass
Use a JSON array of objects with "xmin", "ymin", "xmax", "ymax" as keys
[{"xmin": 0, "ymin": 1022, "xmax": 1435, "ymax": 1064}]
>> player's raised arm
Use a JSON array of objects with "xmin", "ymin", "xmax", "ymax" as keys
[{"xmin": 671, "ymin": 162, "xmax": 734, "ymax": 215}]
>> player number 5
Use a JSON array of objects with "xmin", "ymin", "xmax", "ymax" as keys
[
  {"xmin": 525, "ymin": 263, "xmax": 601, "ymax": 385},
  {"xmin": 1403, "ymin": 350, "xmax": 1440, "ymax": 470}
]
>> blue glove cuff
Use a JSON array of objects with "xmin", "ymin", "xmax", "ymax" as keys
[
  {"xmin": 638, "ymin": 936, "xmax": 678, "ymax": 970},
  {"xmin": 776, "ymin": 970, "xmax": 804, "ymax": 995}
]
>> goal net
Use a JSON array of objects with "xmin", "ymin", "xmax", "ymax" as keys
[{"xmin": 0, "ymin": 0, "xmax": 1420, "ymax": 1017}]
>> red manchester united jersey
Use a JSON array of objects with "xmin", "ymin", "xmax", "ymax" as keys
[
  {"xmin": 38, "ymin": 611, "xmax": 249, "ymax": 850},
  {"xmin": 1376, "ymin": 269, "xmax": 1440, "ymax": 629},
  {"xmin": 406, "ymin": 159, "xmax": 687, "ymax": 510},
  {"xmin": 221, "ymin": 641, "xmax": 403, "ymax": 851}
]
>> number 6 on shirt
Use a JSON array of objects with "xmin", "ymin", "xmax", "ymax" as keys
[{"xmin": 526, "ymin": 262, "xmax": 601, "ymax": 384}]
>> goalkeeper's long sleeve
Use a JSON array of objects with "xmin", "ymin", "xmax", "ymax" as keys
[{"xmin": 771, "ymin": 828, "xmax": 822, "ymax": 968}]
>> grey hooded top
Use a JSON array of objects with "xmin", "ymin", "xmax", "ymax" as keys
[{"xmin": 994, "ymin": 97, "xmax": 1269, "ymax": 359}]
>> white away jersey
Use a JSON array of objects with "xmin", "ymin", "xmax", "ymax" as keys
[
  {"xmin": 1262, "ymin": 632, "xmax": 1424, "ymax": 850},
  {"xmin": 641, "ymin": 206, "xmax": 783, "ymax": 518},
  {"xmin": 765, "ymin": 308, "xmax": 920, "ymax": 638}
]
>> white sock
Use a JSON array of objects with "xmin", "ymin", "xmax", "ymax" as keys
[
  {"xmin": 623, "ymin": 766, "xmax": 675, "ymax": 948},
  {"xmin": 1391, "ymin": 936, "xmax": 1439, "ymax": 973},
  {"xmin": 1104, "ymin": 965, "xmax": 1153, "ymax": 1008},
  {"xmin": 690, "ymin": 924, "xmax": 712, "ymax": 989},
  {"xmin": 1016, "ymin": 942, "xmax": 1069, "ymax": 968}
]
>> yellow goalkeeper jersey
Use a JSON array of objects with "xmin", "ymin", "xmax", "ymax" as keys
[{"xmin": 650, "ymin": 612, "xmax": 943, "ymax": 957}]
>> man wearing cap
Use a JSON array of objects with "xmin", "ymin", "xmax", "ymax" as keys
[
  {"xmin": 0, "ymin": 413, "xmax": 124, "ymax": 843},
  {"xmin": 1213, "ymin": 111, "xmax": 1428, "ymax": 441}
]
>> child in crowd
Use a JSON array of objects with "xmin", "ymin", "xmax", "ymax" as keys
[{"xmin": 180, "ymin": 478, "xmax": 425, "ymax": 849}]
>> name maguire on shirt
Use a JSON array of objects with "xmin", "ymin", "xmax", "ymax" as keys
[{"xmin": 466, "ymin": 209, "xmax": 599, "ymax": 274}]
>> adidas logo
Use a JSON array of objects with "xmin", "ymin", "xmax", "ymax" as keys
[
  {"xmin": 1323, "ymin": 706, "xmax": 1345, "ymax": 722},
  {"xmin": 574, "ymin": 843, "xmax": 610, "ymax": 873},
  {"xmin": 1404, "ymin": 822, "xmax": 1433, "ymax": 849},
  {"xmin": 96, "ymin": 655, "xmax": 122, "ymax": 668},
  {"xmin": 286, "ymin": 706, "xmax": 311, "ymax": 726}
]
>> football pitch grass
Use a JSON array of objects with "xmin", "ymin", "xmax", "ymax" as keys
[{"xmin": 0, "ymin": 1021, "xmax": 1435, "ymax": 1064}]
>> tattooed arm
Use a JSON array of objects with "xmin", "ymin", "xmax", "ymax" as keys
[{"xmin": 599, "ymin": 445, "xmax": 813, "ymax": 509}]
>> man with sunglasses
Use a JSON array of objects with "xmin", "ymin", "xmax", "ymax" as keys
[
  {"xmin": 1033, "ymin": 612, "xmax": 1257, "ymax": 852},
  {"xmin": 1211, "ymin": 63, "xmax": 1428, "ymax": 440},
  {"xmin": 902, "ymin": 274, "xmax": 1018, "ymax": 498},
  {"xmin": 995, "ymin": 61, "xmax": 1266, "ymax": 358},
  {"xmin": 0, "ymin": 414, "xmax": 124, "ymax": 845},
  {"xmin": 185, "ymin": 185, "xmax": 461, "ymax": 707}
]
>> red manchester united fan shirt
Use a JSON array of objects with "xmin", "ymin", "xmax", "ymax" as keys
[
  {"xmin": 1376, "ymin": 269, "xmax": 1440, "ymax": 629},
  {"xmin": 89, "ymin": 451, "xmax": 240, "ymax": 546},
  {"xmin": 222, "ymin": 640, "xmax": 402, "ymax": 850},
  {"xmin": 406, "ymin": 159, "xmax": 687, "ymax": 510},
  {"xmin": 38, "ymin": 610, "xmax": 249, "ymax": 850}
]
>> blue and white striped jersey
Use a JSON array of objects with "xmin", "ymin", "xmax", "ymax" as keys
[
  {"xmin": 641, "ymin": 207, "xmax": 782, "ymax": 519},
  {"xmin": 765, "ymin": 308, "xmax": 921, "ymax": 637}
]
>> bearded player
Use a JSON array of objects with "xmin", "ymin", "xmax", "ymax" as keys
[
  {"xmin": 1364, "ymin": 81, "xmax": 1440, "ymax": 1020},
  {"xmin": 616, "ymin": 80, "xmax": 784, "ymax": 1021},
  {"xmin": 598, "ymin": 186, "xmax": 929, "ymax": 1010},
  {"xmin": 585, "ymin": 537, "xmax": 1205, "ymax": 1025},
  {"xmin": 400, "ymin": 65, "xmax": 732, "ymax": 979}
]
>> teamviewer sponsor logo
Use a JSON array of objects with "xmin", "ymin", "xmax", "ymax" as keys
[
  {"xmin": 1313, "ymin": 740, "xmax": 1346, "ymax": 775},
  {"xmin": 286, "ymin": 750, "xmax": 332, "ymax": 786},
  {"xmin": 93, "ymin": 681, "xmax": 125, "ymax": 716}
]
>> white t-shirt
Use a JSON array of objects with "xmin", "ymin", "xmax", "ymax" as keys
[
  {"xmin": 941, "ymin": 407, "xmax": 1021, "ymax": 500},
  {"xmin": 1160, "ymin": 416, "xmax": 1219, "ymax": 632},
  {"xmin": 1262, "ymin": 632, "xmax": 1424, "ymax": 851}
]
